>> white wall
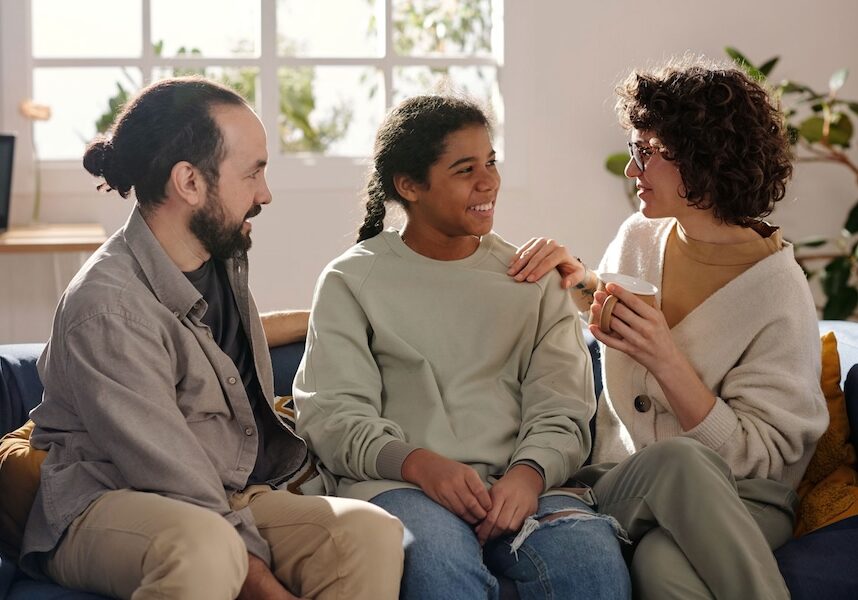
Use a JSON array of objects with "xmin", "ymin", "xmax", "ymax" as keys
[{"xmin": 2, "ymin": 0, "xmax": 857, "ymax": 342}]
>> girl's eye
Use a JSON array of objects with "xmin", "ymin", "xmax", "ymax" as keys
[{"xmin": 457, "ymin": 166, "xmax": 473, "ymax": 174}]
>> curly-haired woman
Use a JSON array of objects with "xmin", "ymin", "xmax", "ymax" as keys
[{"xmin": 509, "ymin": 57, "xmax": 828, "ymax": 599}]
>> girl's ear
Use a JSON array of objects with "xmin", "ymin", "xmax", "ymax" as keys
[{"xmin": 393, "ymin": 173, "xmax": 421, "ymax": 204}]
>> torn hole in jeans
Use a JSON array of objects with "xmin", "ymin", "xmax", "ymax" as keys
[{"xmin": 508, "ymin": 508, "xmax": 631, "ymax": 558}]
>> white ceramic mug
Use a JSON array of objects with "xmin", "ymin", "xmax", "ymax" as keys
[{"xmin": 586, "ymin": 272, "xmax": 658, "ymax": 333}]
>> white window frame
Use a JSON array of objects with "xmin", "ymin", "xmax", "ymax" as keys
[{"xmin": 1, "ymin": 0, "xmax": 524, "ymax": 199}]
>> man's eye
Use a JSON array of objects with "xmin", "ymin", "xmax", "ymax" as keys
[{"xmin": 487, "ymin": 159, "xmax": 497, "ymax": 167}]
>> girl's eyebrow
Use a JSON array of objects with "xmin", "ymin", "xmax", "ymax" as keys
[
  {"xmin": 447, "ymin": 156, "xmax": 476, "ymax": 169},
  {"xmin": 447, "ymin": 150, "xmax": 496, "ymax": 170}
]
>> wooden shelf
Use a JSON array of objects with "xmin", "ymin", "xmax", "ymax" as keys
[{"xmin": 0, "ymin": 223, "xmax": 107, "ymax": 253}]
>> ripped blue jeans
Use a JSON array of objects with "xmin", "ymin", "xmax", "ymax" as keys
[{"xmin": 371, "ymin": 488, "xmax": 630, "ymax": 600}]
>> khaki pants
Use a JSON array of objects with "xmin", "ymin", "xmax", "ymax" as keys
[
  {"xmin": 42, "ymin": 486, "xmax": 404, "ymax": 600},
  {"xmin": 576, "ymin": 437, "xmax": 796, "ymax": 600}
]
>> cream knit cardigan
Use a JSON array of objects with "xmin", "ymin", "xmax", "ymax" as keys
[{"xmin": 592, "ymin": 213, "xmax": 828, "ymax": 489}]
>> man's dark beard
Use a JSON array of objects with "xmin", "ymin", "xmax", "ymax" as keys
[{"xmin": 189, "ymin": 189, "xmax": 259, "ymax": 260}]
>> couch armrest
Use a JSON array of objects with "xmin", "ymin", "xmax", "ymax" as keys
[
  {"xmin": 0, "ymin": 344, "xmax": 46, "ymax": 436},
  {"xmin": 270, "ymin": 341, "xmax": 307, "ymax": 398}
]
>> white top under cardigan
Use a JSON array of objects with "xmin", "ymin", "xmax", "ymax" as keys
[{"xmin": 592, "ymin": 213, "xmax": 828, "ymax": 489}]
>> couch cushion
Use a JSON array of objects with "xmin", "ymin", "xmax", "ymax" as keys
[
  {"xmin": 0, "ymin": 344, "xmax": 46, "ymax": 435},
  {"xmin": 0, "ymin": 421, "xmax": 45, "ymax": 560},
  {"xmin": 845, "ymin": 363, "xmax": 858, "ymax": 459},
  {"xmin": 775, "ymin": 514, "xmax": 858, "ymax": 600},
  {"xmin": 794, "ymin": 332, "xmax": 858, "ymax": 535}
]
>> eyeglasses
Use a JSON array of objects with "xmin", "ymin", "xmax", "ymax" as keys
[{"xmin": 627, "ymin": 140, "xmax": 665, "ymax": 173}]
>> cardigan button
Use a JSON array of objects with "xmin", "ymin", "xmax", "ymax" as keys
[
  {"xmin": 227, "ymin": 376, "xmax": 237, "ymax": 385},
  {"xmin": 634, "ymin": 395, "xmax": 652, "ymax": 413}
]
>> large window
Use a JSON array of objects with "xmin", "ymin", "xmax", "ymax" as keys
[{"xmin": 3, "ymin": 0, "xmax": 504, "ymax": 191}]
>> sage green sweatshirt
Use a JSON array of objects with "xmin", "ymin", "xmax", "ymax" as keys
[{"xmin": 294, "ymin": 229, "xmax": 594, "ymax": 501}]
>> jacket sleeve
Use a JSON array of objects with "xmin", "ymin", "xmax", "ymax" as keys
[
  {"xmin": 294, "ymin": 266, "xmax": 410, "ymax": 481},
  {"xmin": 33, "ymin": 311, "xmax": 272, "ymax": 564},
  {"xmin": 683, "ymin": 306, "xmax": 828, "ymax": 482},
  {"xmin": 510, "ymin": 273, "xmax": 596, "ymax": 489}
]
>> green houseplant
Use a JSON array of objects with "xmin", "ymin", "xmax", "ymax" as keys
[{"xmin": 604, "ymin": 48, "xmax": 858, "ymax": 319}]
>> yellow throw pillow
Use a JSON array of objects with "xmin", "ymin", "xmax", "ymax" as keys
[
  {"xmin": 0, "ymin": 420, "xmax": 46, "ymax": 560},
  {"xmin": 794, "ymin": 332, "xmax": 858, "ymax": 536}
]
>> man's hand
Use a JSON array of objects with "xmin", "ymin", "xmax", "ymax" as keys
[
  {"xmin": 237, "ymin": 553, "xmax": 307, "ymax": 600},
  {"xmin": 475, "ymin": 463, "xmax": 543, "ymax": 545},
  {"xmin": 401, "ymin": 448, "xmax": 493, "ymax": 524}
]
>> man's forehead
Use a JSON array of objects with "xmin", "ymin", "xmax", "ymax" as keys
[{"xmin": 212, "ymin": 104, "xmax": 267, "ymax": 160}]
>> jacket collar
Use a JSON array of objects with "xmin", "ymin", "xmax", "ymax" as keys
[{"xmin": 123, "ymin": 206, "xmax": 203, "ymax": 319}]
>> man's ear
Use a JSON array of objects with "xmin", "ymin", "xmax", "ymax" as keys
[
  {"xmin": 393, "ymin": 173, "xmax": 423, "ymax": 204},
  {"xmin": 169, "ymin": 161, "xmax": 206, "ymax": 207}
]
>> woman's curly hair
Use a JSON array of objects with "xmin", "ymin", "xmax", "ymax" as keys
[{"xmin": 616, "ymin": 57, "xmax": 793, "ymax": 225}]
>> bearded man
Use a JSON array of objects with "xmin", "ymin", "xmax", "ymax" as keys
[{"xmin": 18, "ymin": 77, "xmax": 403, "ymax": 600}]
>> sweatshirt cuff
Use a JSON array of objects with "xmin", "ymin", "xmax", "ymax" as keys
[
  {"xmin": 509, "ymin": 459, "xmax": 545, "ymax": 481},
  {"xmin": 683, "ymin": 396, "xmax": 740, "ymax": 450},
  {"xmin": 376, "ymin": 440, "xmax": 421, "ymax": 481}
]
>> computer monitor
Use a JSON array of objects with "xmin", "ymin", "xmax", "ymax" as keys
[{"xmin": 0, "ymin": 134, "xmax": 14, "ymax": 233}]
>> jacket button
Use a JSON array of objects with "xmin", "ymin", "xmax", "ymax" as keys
[
  {"xmin": 244, "ymin": 427, "xmax": 254, "ymax": 436},
  {"xmin": 634, "ymin": 395, "xmax": 652, "ymax": 413},
  {"xmin": 227, "ymin": 376, "xmax": 237, "ymax": 385}
]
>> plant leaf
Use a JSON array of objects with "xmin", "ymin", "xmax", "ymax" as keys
[
  {"xmin": 725, "ymin": 47, "xmax": 752, "ymax": 66},
  {"xmin": 794, "ymin": 236, "xmax": 829, "ymax": 248},
  {"xmin": 829, "ymin": 112, "xmax": 854, "ymax": 146},
  {"xmin": 605, "ymin": 153, "xmax": 629, "ymax": 177},
  {"xmin": 823, "ymin": 286, "xmax": 858, "ymax": 320},
  {"xmin": 779, "ymin": 80, "xmax": 813, "ymax": 95},
  {"xmin": 822, "ymin": 256, "xmax": 852, "ymax": 297},
  {"xmin": 725, "ymin": 46, "xmax": 765, "ymax": 81},
  {"xmin": 830, "ymin": 68, "xmax": 849, "ymax": 95},
  {"xmin": 846, "ymin": 201, "xmax": 858, "ymax": 234},
  {"xmin": 799, "ymin": 116, "xmax": 825, "ymax": 143},
  {"xmin": 758, "ymin": 57, "xmax": 779, "ymax": 77}
]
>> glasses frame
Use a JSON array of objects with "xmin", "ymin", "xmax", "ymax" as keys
[{"xmin": 627, "ymin": 141, "xmax": 656, "ymax": 173}]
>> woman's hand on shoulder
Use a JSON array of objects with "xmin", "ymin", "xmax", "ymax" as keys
[
  {"xmin": 507, "ymin": 237, "xmax": 585, "ymax": 289},
  {"xmin": 401, "ymin": 448, "xmax": 492, "ymax": 525},
  {"xmin": 475, "ymin": 463, "xmax": 542, "ymax": 545}
]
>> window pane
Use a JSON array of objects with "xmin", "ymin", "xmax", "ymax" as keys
[
  {"xmin": 151, "ymin": 0, "xmax": 260, "ymax": 58},
  {"xmin": 393, "ymin": 66, "xmax": 503, "ymax": 154},
  {"xmin": 278, "ymin": 67, "xmax": 383, "ymax": 156},
  {"xmin": 32, "ymin": 0, "xmax": 141, "ymax": 58},
  {"xmin": 392, "ymin": 0, "xmax": 494, "ymax": 57},
  {"xmin": 32, "ymin": 68, "xmax": 144, "ymax": 161},
  {"xmin": 393, "ymin": 65, "xmax": 497, "ymax": 105},
  {"xmin": 152, "ymin": 67, "xmax": 258, "ymax": 108},
  {"xmin": 278, "ymin": 0, "xmax": 381, "ymax": 57}
]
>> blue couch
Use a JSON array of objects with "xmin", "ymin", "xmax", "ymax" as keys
[{"xmin": 1, "ymin": 323, "xmax": 857, "ymax": 599}]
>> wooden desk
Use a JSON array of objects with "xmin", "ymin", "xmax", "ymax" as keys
[
  {"xmin": 0, "ymin": 223, "xmax": 107, "ymax": 253},
  {"xmin": 0, "ymin": 224, "xmax": 108, "ymax": 301}
]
